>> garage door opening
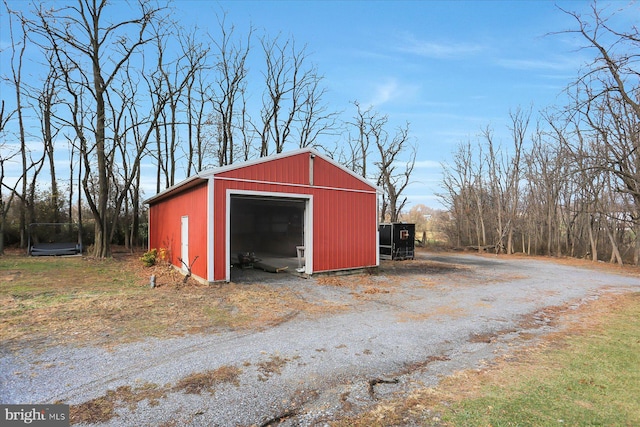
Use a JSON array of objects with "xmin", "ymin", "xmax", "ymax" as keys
[{"xmin": 229, "ymin": 193, "xmax": 311, "ymax": 279}]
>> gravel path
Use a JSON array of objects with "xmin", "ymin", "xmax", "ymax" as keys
[{"xmin": 1, "ymin": 253, "xmax": 638, "ymax": 426}]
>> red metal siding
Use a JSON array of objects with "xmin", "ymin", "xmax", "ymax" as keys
[
  {"xmin": 218, "ymin": 152, "xmax": 309, "ymax": 185},
  {"xmin": 313, "ymin": 156, "xmax": 374, "ymax": 192},
  {"xmin": 312, "ymin": 187, "xmax": 377, "ymax": 272},
  {"xmin": 148, "ymin": 182, "xmax": 208, "ymax": 280},
  {"xmin": 311, "ymin": 155, "xmax": 378, "ymax": 272}
]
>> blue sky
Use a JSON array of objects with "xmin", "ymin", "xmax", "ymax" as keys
[
  {"xmin": 0, "ymin": 1, "xmax": 617, "ymax": 210},
  {"xmin": 169, "ymin": 0, "xmax": 595, "ymax": 208}
]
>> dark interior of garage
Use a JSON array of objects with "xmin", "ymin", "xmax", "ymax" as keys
[{"xmin": 230, "ymin": 196, "xmax": 305, "ymax": 261}]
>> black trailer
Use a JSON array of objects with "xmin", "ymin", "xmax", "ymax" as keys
[{"xmin": 379, "ymin": 222, "xmax": 415, "ymax": 260}]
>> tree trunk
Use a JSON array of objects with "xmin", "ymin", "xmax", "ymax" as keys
[
  {"xmin": 507, "ymin": 227, "xmax": 514, "ymax": 254},
  {"xmin": 634, "ymin": 223, "xmax": 640, "ymax": 266},
  {"xmin": 603, "ymin": 220, "xmax": 623, "ymax": 265},
  {"xmin": 588, "ymin": 215, "xmax": 598, "ymax": 262}
]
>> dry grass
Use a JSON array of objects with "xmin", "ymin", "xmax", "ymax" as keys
[
  {"xmin": 0, "ymin": 252, "xmax": 334, "ymax": 349},
  {"xmin": 396, "ymin": 304, "xmax": 466, "ymax": 323},
  {"xmin": 172, "ymin": 365, "xmax": 242, "ymax": 394},
  {"xmin": 316, "ymin": 271, "xmax": 403, "ymax": 298},
  {"xmin": 70, "ymin": 365, "xmax": 241, "ymax": 424},
  {"xmin": 316, "ymin": 274, "xmax": 381, "ymax": 289},
  {"xmin": 70, "ymin": 382, "xmax": 167, "ymax": 424},
  {"xmin": 257, "ymin": 353, "xmax": 296, "ymax": 381},
  {"xmin": 331, "ymin": 291, "xmax": 640, "ymax": 427}
]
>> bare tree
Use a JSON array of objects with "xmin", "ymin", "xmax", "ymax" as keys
[
  {"xmin": 183, "ymin": 32, "xmax": 214, "ymax": 175},
  {"xmin": 295, "ymin": 72, "xmax": 339, "ymax": 150},
  {"xmin": 256, "ymin": 35, "xmax": 329, "ymax": 156},
  {"xmin": 440, "ymin": 142, "xmax": 486, "ymax": 249},
  {"xmin": 482, "ymin": 126, "xmax": 508, "ymax": 253},
  {"xmin": 4, "ymin": 2, "xmax": 30, "ymax": 248},
  {"xmin": 458, "ymin": 140, "xmax": 488, "ymax": 251},
  {"xmin": 560, "ymin": 2, "xmax": 640, "ymax": 263},
  {"xmin": 478, "ymin": 109, "xmax": 529, "ymax": 255},
  {"xmin": 375, "ymin": 122, "xmax": 416, "ymax": 223},
  {"xmin": 470, "ymin": 142, "xmax": 488, "ymax": 251},
  {"xmin": 525, "ymin": 126, "xmax": 566, "ymax": 256},
  {"xmin": 30, "ymin": 0, "xmax": 166, "ymax": 257},
  {"xmin": 504, "ymin": 107, "xmax": 529, "ymax": 254},
  {"xmin": 344, "ymin": 102, "xmax": 416, "ymax": 222},
  {"xmin": 0, "ymin": 100, "xmax": 19, "ymax": 254},
  {"xmin": 346, "ymin": 101, "xmax": 381, "ymax": 178},
  {"xmin": 108, "ymin": 64, "xmax": 167, "ymax": 249},
  {"xmin": 211, "ymin": 16, "xmax": 251, "ymax": 166},
  {"xmin": 189, "ymin": 70, "xmax": 217, "ymax": 172},
  {"xmin": 33, "ymin": 56, "xmax": 63, "ymax": 224},
  {"xmin": 150, "ymin": 20, "xmax": 208, "ymax": 188}
]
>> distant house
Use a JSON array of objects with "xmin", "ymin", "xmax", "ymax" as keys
[{"xmin": 145, "ymin": 148, "xmax": 380, "ymax": 282}]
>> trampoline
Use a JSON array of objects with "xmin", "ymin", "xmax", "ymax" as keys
[{"xmin": 28, "ymin": 223, "xmax": 83, "ymax": 256}]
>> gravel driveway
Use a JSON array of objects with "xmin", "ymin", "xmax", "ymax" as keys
[{"xmin": 1, "ymin": 253, "xmax": 638, "ymax": 426}]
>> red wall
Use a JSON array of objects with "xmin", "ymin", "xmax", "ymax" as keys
[
  {"xmin": 313, "ymin": 155, "xmax": 375, "ymax": 191},
  {"xmin": 219, "ymin": 151, "xmax": 309, "ymax": 185},
  {"xmin": 148, "ymin": 181, "xmax": 209, "ymax": 280},
  {"xmin": 312, "ymin": 185, "xmax": 377, "ymax": 272}
]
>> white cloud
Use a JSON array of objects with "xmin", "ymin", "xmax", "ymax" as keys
[
  {"xmin": 364, "ymin": 78, "xmax": 421, "ymax": 108},
  {"xmin": 369, "ymin": 79, "xmax": 398, "ymax": 106},
  {"xmin": 413, "ymin": 159, "xmax": 441, "ymax": 169},
  {"xmin": 397, "ymin": 34, "xmax": 487, "ymax": 59},
  {"xmin": 496, "ymin": 56, "xmax": 577, "ymax": 71}
]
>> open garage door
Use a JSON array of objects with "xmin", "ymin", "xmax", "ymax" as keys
[{"xmin": 229, "ymin": 193, "xmax": 311, "ymax": 278}]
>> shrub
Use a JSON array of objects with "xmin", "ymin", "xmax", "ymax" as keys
[
  {"xmin": 157, "ymin": 247, "xmax": 169, "ymax": 262},
  {"xmin": 140, "ymin": 249, "xmax": 158, "ymax": 267}
]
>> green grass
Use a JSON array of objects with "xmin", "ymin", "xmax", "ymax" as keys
[
  {"xmin": 1, "ymin": 256, "xmax": 139, "ymax": 309},
  {"xmin": 2, "ymin": 256, "xmax": 137, "ymax": 292},
  {"xmin": 444, "ymin": 293, "xmax": 640, "ymax": 427},
  {"xmin": 331, "ymin": 292, "xmax": 640, "ymax": 427}
]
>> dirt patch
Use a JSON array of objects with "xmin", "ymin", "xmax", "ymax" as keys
[
  {"xmin": 396, "ymin": 304, "xmax": 466, "ymax": 322},
  {"xmin": 316, "ymin": 273, "xmax": 402, "ymax": 299},
  {"xmin": 401, "ymin": 355, "xmax": 452, "ymax": 375},
  {"xmin": 314, "ymin": 262, "xmax": 459, "ymax": 299},
  {"xmin": 257, "ymin": 353, "xmax": 296, "ymax": 381},
  {"xmin": 378, "ymin": 259, "xmax": 460, "ymax": 276},
  {"xmin": 316, "ymin": 275, "xmax": 381, "ymax": 289},
  {"xmin": 468, "ymin": 328, "xmax": 517, "ymax": 344}
]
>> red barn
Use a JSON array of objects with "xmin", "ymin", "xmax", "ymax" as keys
[{"xmin": 145, "ymin": 148, "xmax": 380, "ymax": 283}]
